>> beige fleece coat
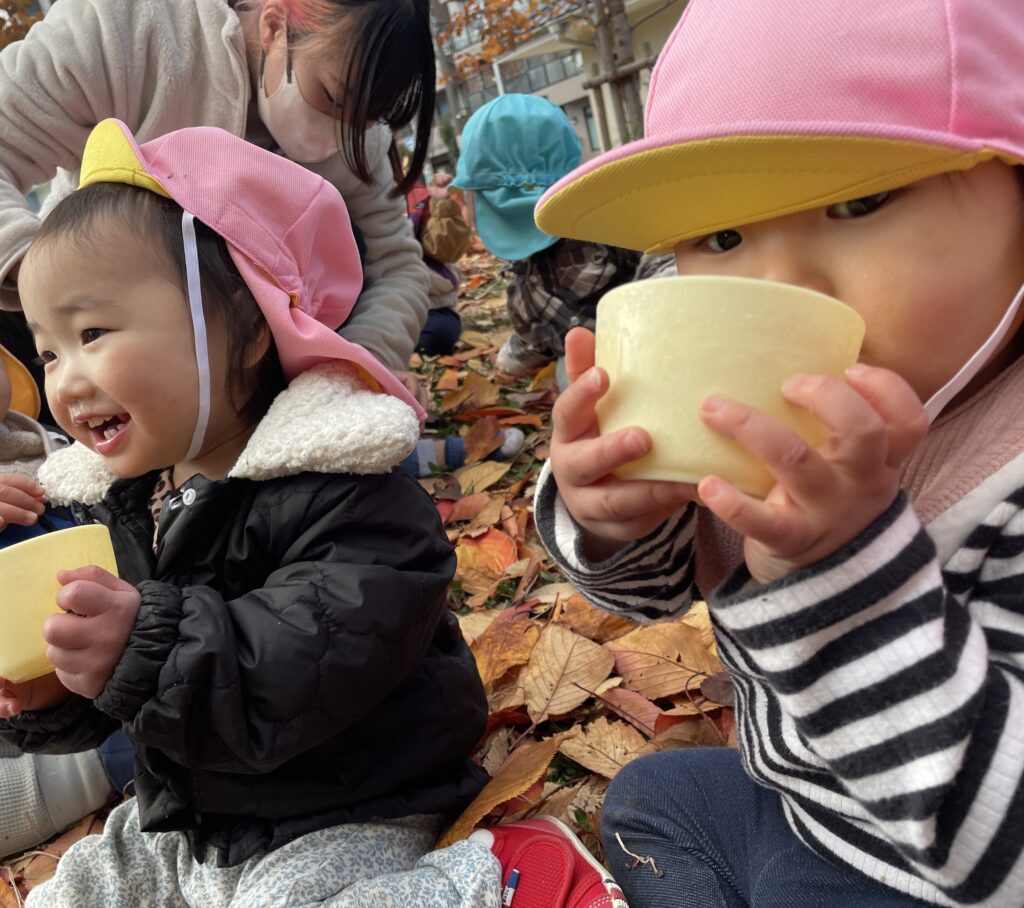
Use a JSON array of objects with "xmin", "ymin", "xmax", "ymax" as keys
[{"xmin": 0, "ymin": 0, "xmax": 428, "ymax": 372}]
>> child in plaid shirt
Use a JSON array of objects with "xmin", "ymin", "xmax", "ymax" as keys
[{"xmin": 453, "ymin": 94, "xmax": 641, "ymax": 382}]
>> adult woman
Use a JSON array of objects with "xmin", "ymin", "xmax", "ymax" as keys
[{"xmin": 0, "ymin": 0, "xmax": 434, "ymax": 409}]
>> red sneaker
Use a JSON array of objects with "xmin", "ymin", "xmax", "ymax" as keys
[{"xmin": 470, "ymin": 816, "xmax": 629, "ymax": 908}]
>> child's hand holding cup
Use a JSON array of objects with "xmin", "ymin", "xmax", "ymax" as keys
[
  {"xmin": 594, "ymin": 275, "xmax": 866, "ymax": 497},
  {"xmin": 0, "ymin": 525, "xmax": 119, "ymax": 709}
]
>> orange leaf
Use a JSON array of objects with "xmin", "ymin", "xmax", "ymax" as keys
[
  {"xmin": 464, "ymin": 416, "xmax": 504, "ymax": 464},
  {"xmin": 472, "ymin": 610, "xmax": 541, "ymax": 686},
  {"xmin": 437, "ymin": 368, "xmax": 462, "ymax": 391},
  {"xmin": 527, "ymin": 361, "xmax": 559, "ymax": 391},
  {"xmin": 553, "ymin": 593, "xmax": 637, "ymax": 643},
  {"xmin": 524, "ymin": 625, "xmax": 615, "ymax": 722},
  {"xmin": 456, "ymin": 527, "xmax": 519, "ymax": 575},
  {"xmin": 437, "ymin": 733, "xmax": 570, "ymax": 847}
]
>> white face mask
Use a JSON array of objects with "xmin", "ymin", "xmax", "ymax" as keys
[
  {"xmin": 256, "ymin": 39, "xmax": 340, "ymax": 164},
  {"xmin": 923, "ymin": 280, "xmax": 1024, "ymax": 422}
]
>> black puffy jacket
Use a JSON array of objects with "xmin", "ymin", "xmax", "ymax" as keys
[{"xmin": 0, "ymin": 365, "xmax": 488, "ymax": 866}]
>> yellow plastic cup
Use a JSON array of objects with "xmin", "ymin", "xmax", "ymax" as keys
[
  {"xmin": 595, "ymin": 276, "xmax": 866, "ymax": 497},
  {"xmin": 0, "ymin": 524, "xmax": 118, "ymax": 683}
]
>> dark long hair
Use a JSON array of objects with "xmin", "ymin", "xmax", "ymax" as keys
[{"xmin": 288, "ymin": 0, "xmax": 436, "ymax": 196}]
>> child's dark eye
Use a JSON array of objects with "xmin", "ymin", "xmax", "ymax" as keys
[
  {"xmin": 81, "ymin": 328, "xmax": 107, "ymax": 345},
  {"xmin": 32, "ymin": 351, "xmax": 55, "ymax": 367},
  {"xmin": 827, "ymin": 191, "xmax": 892, "ymax": 219},
  {"xmin": 698, "ymin": 229, "xmax": 743, "ymax": 253}
]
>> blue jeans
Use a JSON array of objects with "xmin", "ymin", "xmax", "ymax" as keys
[{"xmin": 601, "ymin": 748, "xmax": 932, "ymax": 908}]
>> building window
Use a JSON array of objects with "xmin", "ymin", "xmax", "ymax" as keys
[
  {"xmin": 583, "ymin": 103, "xmax": 600, "ymax": 151},
  {"xmin": 500, "ymin": 50, "xmax": 582, "ymax": 94},
  {"xmin": 464, "ymin": 67, "xmax": 499, "ymax": 113}
]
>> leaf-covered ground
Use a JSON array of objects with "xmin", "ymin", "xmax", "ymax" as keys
[{"xmin": 0, "ymin": 244, "xmax": 734, "ymax": 901}]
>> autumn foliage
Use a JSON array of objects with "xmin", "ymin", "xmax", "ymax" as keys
[
  {"xmin": 0, "ymin": 0, "xmax": 42, "ymax": 51},
  {"xmin": 439, "ymin": 0, "xmax": 584, "ymax": 77}
]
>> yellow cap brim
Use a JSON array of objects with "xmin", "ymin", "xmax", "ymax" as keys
[
  {"xmin": 79, "ymin": 119, "xmax": 170, "ymax": 198},
  {"xmin": 1, "ymin": 345, "xmax": 40, "ymax": 420},
  {"xmin": 535, "ymin": 135, "xmax": 1013, "ymax": 253}
]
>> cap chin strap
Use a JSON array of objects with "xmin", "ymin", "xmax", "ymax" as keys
[
  {"xmin": 924, "ymin": 280, "xmax": 1024, "ymax": 423},
  {"xmin": 182, "ymin": 212, "xmax": 212, "ymax": 462}
]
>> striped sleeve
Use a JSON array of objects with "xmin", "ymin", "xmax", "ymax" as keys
[
  {"xmin": 532, "ymin": 460, "xmax": 699, "ymax": 621},
  {"xmin": 712, "ymin": 490, "xmax": 1024, "ymax": 905}
]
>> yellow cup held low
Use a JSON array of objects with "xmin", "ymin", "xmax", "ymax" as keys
[{"xmin": 0, "ymin": 524, "xmax": 118, "ymax": 683}]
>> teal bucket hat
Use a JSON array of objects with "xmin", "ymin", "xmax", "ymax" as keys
[{"xmin": 454, "ymin": 94, "xmax": 581, "ymax": 261}]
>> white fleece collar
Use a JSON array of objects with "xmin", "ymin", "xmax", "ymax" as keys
[{"xmin": 38, "ymin": 363, "xmax": 419, "ymax": 506}]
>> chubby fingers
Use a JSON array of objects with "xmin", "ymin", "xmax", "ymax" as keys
[
  {"xmin": 0, "ymin": 473, "xmax": 45, "ymax": 498},
  {"xmin": 552, "ymin": 366, "xmax": 609, "ymax": 444},
  {"xmin": 572, "ymin": 477, "xmax": 698, "ymax": 541},
  {"xmin": 843, "ymin": 364, "xmax": 928, "ymax": 466},
  {"xmin": 0, "ymin": 478, "xmax": 46, "ymax": 527},
  {"xmin": 54, "ymin": 566, "xmax": 133, "ymax": 617},
  {"xmin": 563, "ymin": 327, "xmax": 596, "ymax": 384}
]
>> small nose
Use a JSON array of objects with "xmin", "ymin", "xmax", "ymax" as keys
[{"xmin": 51, "ymin": 357, "xmax": 92, "ymax": 409}]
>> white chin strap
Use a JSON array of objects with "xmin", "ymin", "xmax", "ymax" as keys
[
  {"xmin": 924, "ymin": 280, "xmax": 1024, "ymax": 423},
  {"xmin": 182, "ymin": 212, "xmax": 212, "ymax": 462}
]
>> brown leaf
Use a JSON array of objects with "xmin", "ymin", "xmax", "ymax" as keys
[
  {"xmin": 467, "ymin": 496, "xmax": 508, "ymax": 532},
  {"xmin": 553, "ymin": 593, "xmax": 637, "ymax": 643},
  {"xmin": 439, "ymin": 372, "xmax": 501, "ymax": 414},
  {"xmin": 700, "ymin": 672, "xmax": 736, "ymax": 707},
  {"xmin": 0, "ymin": 874, "xmax": 20, "ymax": 908},
  {"xmin": 487, "ymin": 665, "xmax": 528, "ymax": 714},
  {"xmin": 453, "ymin": 407, "xmax": 525, "ymax": 421},
  {"xmin": 498, "ymin": 414, "xmax": 544, "ymax": 429},
  {"xmin": 437, "ymin": 733, "xmax": 570, "ymax": 847},
  {"xmin": 458, "ymin": 610, "xmax": 499, "ymax": 646},
  {"xmin": 446, "ymin": 492, "xmax": 493, "ymax": 524},
  {"xmin": 454, "ymin": 460, "xmax": 512, "ymax": 494},
  {"xmin": 528, "ymin": 582, "xmax": 578, "ymax": 605},
  {"xmin": 472, "ymin": 610, "xmax": 541, "ymax": 686},
  {"xmin": 680, "ymin": 601, "xmax": 718, "ymax": 656},
  {"xmin": 464, "ymin": 417, "xmax": 504, "ymax": 464},
  {"xmin": 559, "ymin": 717, "xmax": 649, "ymax": 779},
  {"xmin": 524, "ymin": 625, "xmax": 615, "ymax": 722},
  {"xmin": 647, "ymin": 718, "xmax": 726, "ymax": 751},
  {"xmin": 598, "ymin": 687, "xmax": 661, "ymax": 737},
  {"xmin": 528, "ymin": 361, "xmax": 559, "ymax": 391},
  {"xmin": 607, "ymin": 621, "xmax": 723, "ymax": 700}
]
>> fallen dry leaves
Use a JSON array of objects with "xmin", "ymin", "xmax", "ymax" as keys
[{"xmin": 1, "ymin": 247, "xmax": 737, "ymax": 895}]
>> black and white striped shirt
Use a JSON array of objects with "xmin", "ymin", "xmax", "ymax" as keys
[{"xmin": 535, "ymin": 456, "xmax": 1024, "ymax": 906}]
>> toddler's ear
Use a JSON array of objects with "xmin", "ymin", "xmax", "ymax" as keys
[{"xmin": 244, "ymin": 323, "xmax": 274, "ymax": 369}]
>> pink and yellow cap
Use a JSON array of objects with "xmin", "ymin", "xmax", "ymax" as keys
[
  {"xmin": 78, "ymin": 119, "xmax": 425, "ymax": 419},
  {"xmin": 535, "ymin": 0, "xmax": 1024, "ymax": 253}
]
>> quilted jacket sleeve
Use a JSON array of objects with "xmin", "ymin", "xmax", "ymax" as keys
[{"xmin": 92, "ymin": 472, "xmax": 456, "ymax": 774}]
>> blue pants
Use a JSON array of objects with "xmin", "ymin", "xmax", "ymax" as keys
[
  {"xmin": 600, "ymin": 748, "xmax": 932, "ymax": 907},
  {"xmin": 416, "ymin": 308, "xmax": 462, "ymax": 357}
]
